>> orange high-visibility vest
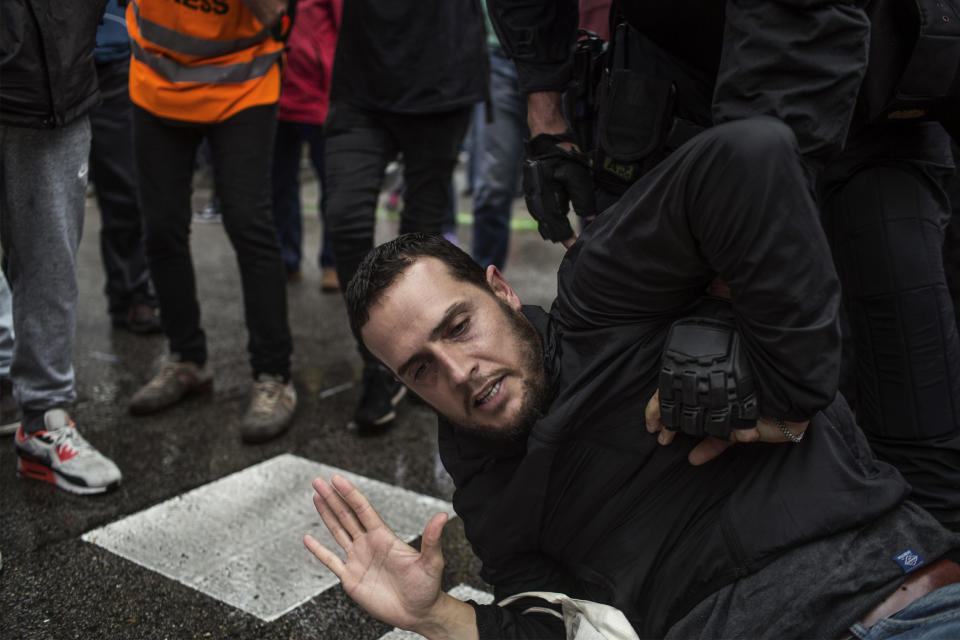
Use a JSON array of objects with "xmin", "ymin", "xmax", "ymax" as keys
[{"xmin": 127, "ymin": 0, "xmax": 284, "ymax": 123}]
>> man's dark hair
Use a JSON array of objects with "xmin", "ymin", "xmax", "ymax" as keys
[{"xmin": 345, "ymin": 233, "xmax": 488, "ymax": 344}]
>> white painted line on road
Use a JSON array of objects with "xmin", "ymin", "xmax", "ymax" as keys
[
  {"xmin": 378, "ymin": 584, "xmax": 494, "ymax": 639},
  {"xmin": 82, "ymin": 454, "xmax": 454, "ymax": 622}
]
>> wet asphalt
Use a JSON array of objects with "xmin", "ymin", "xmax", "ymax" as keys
[{"xmin": 0, "ymin": 170, "xmax": 566, "ymax": 639}]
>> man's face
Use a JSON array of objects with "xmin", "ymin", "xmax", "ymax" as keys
[{"xmin": 361, "ymin": 257, "xmax": 547, "ymax": 440}]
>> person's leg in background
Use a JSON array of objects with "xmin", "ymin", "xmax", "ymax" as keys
[
  {"xmin": 324, "ymin": 104, "xmax": 401, "ymax": 431},
  {"xmin": 1, "ymin": 117, "xmax": 121, "ymax": 493},
  {"xmin": 0, "ymin": 270, "xmax": 19, "ymax": 435},
  {"xmin": 129, "ymin": 106, "xmax": 215, "ymax": 416},
  {"xmin": 208, "ymin": 103, "xmax": 297, "ymax": 443},
  {"xmin": 89, "ymin": 56, "xmax": 160, "ymax": 334},
  {"xmin": 194, "ymin": 138, "xmax": 222, "ymax": 223},
  {"xmin": 470, "ymin": 46, "xmax": 526, "ymax": 271},
  {"xmin": 132, "ymin": 106, "xmax": 208, "ymax": 368},
  {"xmin": 271, "ymin": 118, "xmax": 307, "ymax": 280},
  {"xmin": 821, "ymin": 123, "xmax": 960, "ymax": 531},
  {"xmin": 302, "ymin": 123, "xmax": 339, "ymax": 292},
  {"xmin": 394, "ymin": 106, "xmax": 472, "ymax": 240},
  {"xmin": 443, "ymin": 180, "xmax": 459, "ymax": 246}
]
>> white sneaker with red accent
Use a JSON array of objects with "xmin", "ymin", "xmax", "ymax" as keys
[{"xmin": 15, "ymin": 409, "xmax": 121, "ymax": 494}]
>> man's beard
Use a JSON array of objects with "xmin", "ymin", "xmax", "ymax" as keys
[{"xmin": 445, "ymin": 301, "xmax": 549, "ymax": 442}]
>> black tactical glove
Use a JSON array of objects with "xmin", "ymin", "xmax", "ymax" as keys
[
  {"xmin": 522, "ymin": 131, "xmax": 596, "ymax": 243},
  {"xmin": 658, "ymin": 310, "xmax": 759, "ymax": 441}
]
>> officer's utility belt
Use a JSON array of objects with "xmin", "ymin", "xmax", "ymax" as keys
[
  {"xmin": 858, "ymin": 0, "xmax": 960, "ymax": 131},
  {"xmin": 566, "ymin": 23, "xmax": 705, "ymax": 199}
]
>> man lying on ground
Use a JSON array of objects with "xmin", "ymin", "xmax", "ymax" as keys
[{"xmin": 304, "ymin": 118, "xmax": 960, "ymax": 639}]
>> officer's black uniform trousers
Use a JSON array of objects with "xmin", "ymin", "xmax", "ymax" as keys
[{"xmin": 820, "ymin": 121, "xmax": 960, "ymax": 524}]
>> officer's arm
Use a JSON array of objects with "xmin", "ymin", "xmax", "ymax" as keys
[
  {"xmin": 713, "ymin": 0, "xmax": 871, "ymax": 166},
  {"xmin": 486, "ymin": 0, "xmax": 579, "ymax": 95},
  {"xmin": 487, "ymin": 1, "xmax": 594, "ymax": 246}
]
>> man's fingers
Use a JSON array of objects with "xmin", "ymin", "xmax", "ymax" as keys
[
  {"xmin": 646, "ymin": 390, "xmax": 677, "ymax": 445},
  {"xmin": 314, "ymin": 477, "xmax": 366, "ymax": 539},
  {"xmin": 303, "ymin": 534, "xmax": 347, "ymax": 578},
  {"xmin": 658, "ymin": 428, "xmax": 677, "ymax": 446},
  {"xmin": 313, "ymin": 492, "xmax": 356, "ymax": 550},
  {"xmin": 730, "ymin": 427, "xmax": 760, "ymax": 443},
  {"xmin": 645, "ymin": 390, "xmax": 661, "ymax": 434},
  {"xmin": 331, "ymin": 475, "xmax": 388, "ymax": 533},
  {"xmin": 419, "ymin": 512, "xmax": 449, "ymax": 568},
  {"xmin": 688, "ymin": 436, "xmax": 734, "ymax": 466}
]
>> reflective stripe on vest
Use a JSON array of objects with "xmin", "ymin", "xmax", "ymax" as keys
[
  {"xmin": 127, "ymin": 0, "xmax": 282, "ymax": 122},
  {"xmin": 129, "ymin": 0, "xmax": 280, "ymax": 85},
  {"xmin": 130, "ymin": 0, "xmax": 270, "ymax": 59},
  {"xmin": 130, "ymin": 37, "xmax": 281, "ymax": 84}
]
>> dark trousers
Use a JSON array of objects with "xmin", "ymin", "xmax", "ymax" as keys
[
  {"xmin": 820, "ymin": 121, "xmax": 960, "ymax": 520},
  {"xmin": 323, "ymin": 103, "xmax": 471, "ymax": 358},
  {"xmin": 946, "ymin": 141, "xmax": 960, "ymax": 339},
  {"xmin": 133, "ymin": 103, "xmax": 292, "ymax": 378},
  {"xmin": 89, "ymin": 58, "xmax": 156, "ymax": 319},
  {"xmin": 271, "ymin": 120, "xmax": 334, "ymax": 274}
]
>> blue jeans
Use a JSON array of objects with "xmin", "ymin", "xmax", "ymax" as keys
[
  {"xmin": 470, "ymin": 47, "xmax": 526, "ymax": 271},
  {"xmin": 271, "ymin": 120, "xmax": 335, "ymax": 274},
  {"xmin": 850, "ymin": 584, "xmax": 960, "ymax": 639}
]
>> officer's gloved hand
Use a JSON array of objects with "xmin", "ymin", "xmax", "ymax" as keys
[
  {"xmin": 657, "ymin": 313, "xmax": 759, "ymax": 441},
  {"xmin": 522, "ymin": 131, "xmax": 596, "ymax": 244}
]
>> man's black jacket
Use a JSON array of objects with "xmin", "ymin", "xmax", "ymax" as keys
[
  {"xmin": 437, "ymin": 119, "xmax": 913, "ymax": 638},
  {"xmin": 1, "ymin": 0, "xmax": 107, "ymax": 128}
]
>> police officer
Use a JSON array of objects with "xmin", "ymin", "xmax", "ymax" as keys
[{"xmin": 488, "ymin": 0, "xmax": 960, "ymax": 529}]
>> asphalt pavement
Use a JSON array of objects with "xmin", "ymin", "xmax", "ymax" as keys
[{"xmin": 0, "ymin": 169, "xmax": 566, "ymax": 640}]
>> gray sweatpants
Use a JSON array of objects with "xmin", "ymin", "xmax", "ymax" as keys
[{"xmin": 0, "ymin": 117, "xmax": 90, "ymax": 418}]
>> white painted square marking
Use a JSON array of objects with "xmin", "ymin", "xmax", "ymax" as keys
[
  {"xmin": 82, "ymin": 454, "xmax": 454, "ymax": 622},
  {"xmin": 378, "ymin": 585, "xmax": 494, "ymax": 639}
]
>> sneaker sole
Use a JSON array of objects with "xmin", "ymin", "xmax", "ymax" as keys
[
  {"xmin": 129, "ymin": 379, "xmax": 214, "ymax": 415},
  {"xmin": 17, "ymin": 456, "xmax": 119, "ymax": 495}
]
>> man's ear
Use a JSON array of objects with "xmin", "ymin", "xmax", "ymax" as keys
[{"xmin": 486, "ymin": 265, "xmax": 522, "ymax": 310}]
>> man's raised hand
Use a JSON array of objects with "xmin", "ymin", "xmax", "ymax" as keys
[{"xmin": 303, "ymin": 476, "xmax": 478, "ymax": 639}]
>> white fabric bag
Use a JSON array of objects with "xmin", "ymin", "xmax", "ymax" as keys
[{"xmin": 498, "ymin": 591, "xmax": 641, "ymax": 640}]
